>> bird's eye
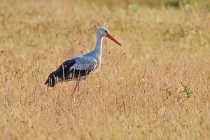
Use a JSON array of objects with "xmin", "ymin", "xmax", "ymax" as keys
[{"xmin": 104, "ymin": 30, "xmax": 108, "ymax": 34}]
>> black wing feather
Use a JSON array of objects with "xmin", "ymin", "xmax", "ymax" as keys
[{"xmin": 45, "ymin": 59, "xmax": 76, "ymax": 87}]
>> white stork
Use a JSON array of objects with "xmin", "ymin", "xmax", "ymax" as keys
[{"xmin": 45, "ymin": 27, "xmax": 121, "ymax": 90}]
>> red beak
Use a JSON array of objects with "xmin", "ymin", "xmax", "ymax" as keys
[{"xmin": 106, "ymin": 34, "xmax": 122, "ymax": 46}]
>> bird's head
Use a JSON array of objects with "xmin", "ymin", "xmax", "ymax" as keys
[{"xmin": 97, "ymin": 27, "xmax": 121, "ymax": 46}]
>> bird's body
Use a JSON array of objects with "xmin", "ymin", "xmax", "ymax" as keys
[{"xmin": 45, "ymin": 27, "xmax": 121, "ymax": 88}]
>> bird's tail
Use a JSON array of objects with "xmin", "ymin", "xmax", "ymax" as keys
[{"xmin": 45, "ymin": 72, "xmax": 58, "ymax": 87}]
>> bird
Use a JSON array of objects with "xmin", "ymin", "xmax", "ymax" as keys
[{"xmin": 45, "ymin": 27, "xmax": 122, "ymax": 90}]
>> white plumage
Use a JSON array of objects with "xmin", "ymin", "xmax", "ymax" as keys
[{"xmin": 72, "ymin": 56, "xmax": 97, "ymax": 71}]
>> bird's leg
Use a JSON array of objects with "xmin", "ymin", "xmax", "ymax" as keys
[
  {"xmin": 73, "ymin": 81, "xmax": 78, "ymax": 92},
  {"xmin": 72, "ymin": 80, "xmax": 78, "ymax": 105},
  {"xmin": 77, "ymin": 80, "xmax": 80, "ymax": 91},
  {"xmin": 73, "ymin": 79, "xmax": 80, "ymax": 93}
]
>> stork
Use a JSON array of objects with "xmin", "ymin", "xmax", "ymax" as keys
[{"xmin": 45, "ymin": 27, "xmax": 121, "ymax": 90}]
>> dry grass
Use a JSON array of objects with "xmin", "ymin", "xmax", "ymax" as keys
[{"xmin": 0, "ymin": 0, "xmax": 210, "ymax": 139}]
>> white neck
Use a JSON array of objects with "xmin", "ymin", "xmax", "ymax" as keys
[{"xmin": 93, "ymin": 33, "xmax": 103, "ymax": 58}]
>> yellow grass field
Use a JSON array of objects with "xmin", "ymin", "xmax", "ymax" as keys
[{"xmin": 0, "ymin": 0, "xmax": 210, "ymax": 139}]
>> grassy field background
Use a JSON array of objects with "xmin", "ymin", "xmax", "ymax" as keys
[{"xmin": 0, "ymin": 0, "xmax": 210, "ymax": 139}]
